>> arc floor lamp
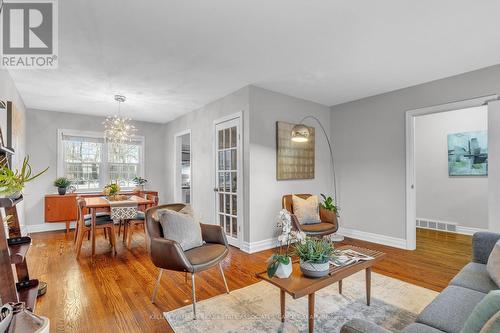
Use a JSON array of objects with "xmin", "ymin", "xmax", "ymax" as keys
[{"xmin": 291, "ymin": 116, "xmax": 344, "ymax": 241}]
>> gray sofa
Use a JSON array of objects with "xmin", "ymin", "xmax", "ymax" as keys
[{"xmin": 340, "ymin": 232, "xmax": 500, "ymax": 333}]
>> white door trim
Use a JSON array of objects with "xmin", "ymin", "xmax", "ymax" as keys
[
  {"xmin": 405, "ymin": 94, "xmax": 497, "ymax": 250},
  {"xmin": 213, "ymin": 111, "xmax": 244, "ymax": 248},
  {"xmin": 174, "ymin": 129, "xmax": 192, "ymax": 205}
]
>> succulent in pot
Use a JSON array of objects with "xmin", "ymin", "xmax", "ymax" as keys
[
  {"xmin": 53, "ymin": 177, "xmax": 71, "ymax": 195},
  {"xmin": 0, "ymin": 156, "xmax": 49, "ymax": 199},
  {"xmin": 293, "ymin": 237, "xmax": 335, "ymax": 278}
]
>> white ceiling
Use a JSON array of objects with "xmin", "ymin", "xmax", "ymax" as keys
[{"xmin": 9, "ymin": 0, "xmax": 500, "ymax": 123}]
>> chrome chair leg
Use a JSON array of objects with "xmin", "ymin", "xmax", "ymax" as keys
[
  {"xmin": 219, "ymin": 262, "xmax": 230, "ymax": 294},
  {"xmin": 151, "ymin": 269, "xmax": 163, "ymax": 303},
  {"xmin": 191, "ymin": 273, "xmax": 197, "ymax": 320}
]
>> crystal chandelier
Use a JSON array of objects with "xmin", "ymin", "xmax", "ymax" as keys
[{"xmin": 103, "ymin": 95, "xmax": 137, "ymax": 143}]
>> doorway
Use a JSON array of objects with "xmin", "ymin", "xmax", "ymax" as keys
[
  {"xmin": 174, "ymin": 130, "xmax": 191, "ymax": 204},
  {"xmin": 214, "ymin": 114, "xmax": 243, "ymax": 248},
  {"xmin": 405, "ymin": 95, "xmax": 496, "ymax": 250}
]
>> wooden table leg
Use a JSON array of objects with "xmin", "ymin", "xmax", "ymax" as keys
[
  {"xmin": 366, "ymin": 267, "xmax": 371, "ymax": 306},
  {"xmin": 308, "ymin": 293, "xmax": 315, "ymax": 333},
  {"xmin": 65, "ymin": 221, "xmax": 70, "ymax": 234},
  {"xmin": 338, "ymin": 279, "xmax": 343, "ymax": 294},
  {"xmin": 91, "ymin": 208, "xmax": 96, "ymax": 263},
  {"xmin": 280, "ymin": 289, "xmax": 285, "ymax": 323}
]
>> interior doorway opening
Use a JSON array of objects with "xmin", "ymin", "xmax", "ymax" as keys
[
  {"xmin": 175, "ymin": 130, "xmax": 191, "ymax": 204},
  {"xmin": 405, "ymin": 95, "xmax": 496, "ymax": 250}
]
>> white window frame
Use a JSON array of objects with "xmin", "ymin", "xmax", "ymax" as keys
[{"xmin": 57, "ymin": 129, "xmax": 145, "ymax": 192}]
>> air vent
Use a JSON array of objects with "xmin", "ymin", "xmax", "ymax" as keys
[{"xmin": 416, "ymin": 218, "xmax": 458, "ymax": 233}]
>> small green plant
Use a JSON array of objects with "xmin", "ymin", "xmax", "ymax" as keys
[
  {"xmin": 103, "ymin": 182, "xmax": 120, "ymax": 196},
  {"xmin": 0, "ymin": 156, "xmax": 49, "ymax": 196},
  {"xmin": 320, "ymin": 194, "xmax": 339, "ymax": 216},
  {"xmin": 54, "ymin": 177, "xmax": 71, "ymax": 188},
  {"xmin": 133, "ymin": 176, "xmax": 148, "ymax": 186},
  {"xmin": 293, "ymin": 237, "xmax": 335, "ymax": 264}
]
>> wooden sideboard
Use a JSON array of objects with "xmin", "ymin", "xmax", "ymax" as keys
[{"xmin": 44, "ymin": 191, "xmax": 159, "ymax": 233}]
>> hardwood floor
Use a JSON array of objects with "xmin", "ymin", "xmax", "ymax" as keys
[{"xmin": 27, "ymin": 228, "xmax": 471, "ymax": 332}]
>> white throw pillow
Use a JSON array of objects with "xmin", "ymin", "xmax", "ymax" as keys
[
  {"xmin": 159, "ymin": 209, "xmax": 203, "ymax": 251},
  {"xmin": 292, "ymin": 195, "xmax": 321, "ymax": 225},
  {"xmin": 487, "ymin": 240, "xmax": 500, "ymax": 286}
]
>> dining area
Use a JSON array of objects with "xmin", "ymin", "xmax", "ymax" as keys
[{"xmin": 44, "ymin": 190, "xmax": 159, "ymax": 262}]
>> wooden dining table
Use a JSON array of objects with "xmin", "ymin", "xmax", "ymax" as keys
[{"xmin": 83, "ymin": 195, "xmax": 154, "ymax": 260}]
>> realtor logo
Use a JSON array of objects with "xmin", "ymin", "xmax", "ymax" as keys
[{"xmin": 0, "ymin": 0, "xmax": 58, "ymax": 68}]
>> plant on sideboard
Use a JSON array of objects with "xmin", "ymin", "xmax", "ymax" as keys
[
  {"xmin": 53, "ymin": 177, "xmax": 71, "ymax": 195},
  {"xmin": 0, "ymin": 156, "xmax": 49, "ymax": 199},
  {"xmin": 132, "ymin": 176, "xmax": 148, "ymax": 191},
  {"xmin": 293, "ymin": 236, "xmax": 335, "ymax": 278},
  {"xmin": 267, "ymin": 209, "xmax": 306, "ymax": 279}
]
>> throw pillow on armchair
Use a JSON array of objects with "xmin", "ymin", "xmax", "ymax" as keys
[{"xmin": 292, "ymin": 195, "xmax": 321, "ymax": 224}]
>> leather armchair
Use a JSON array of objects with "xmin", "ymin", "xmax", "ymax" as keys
[
  {"xmin": 145, "ymin": 203, "xmax": 229, "ymax": 319},
  {"xmin": 282, "ymin": 194, "xmax": 338, "ymax": 237}
]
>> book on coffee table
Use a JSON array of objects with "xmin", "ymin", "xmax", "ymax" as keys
[{"xmin": 330, "ymin": 249, "xmax": 374, "ymax": 267}]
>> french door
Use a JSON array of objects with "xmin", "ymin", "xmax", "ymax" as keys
[{"xmin": 214, "ymin": 116, "xmax": 242, "ymax": 247}]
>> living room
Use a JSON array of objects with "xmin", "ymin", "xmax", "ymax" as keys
[{"xmin": 0, "ymin": 1, "xmax": 499, "ymax": 332}]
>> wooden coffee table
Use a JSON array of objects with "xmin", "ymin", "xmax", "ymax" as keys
[{"xmin": 256, "ymin": 246, "xmax": 386, "ymax": 333}]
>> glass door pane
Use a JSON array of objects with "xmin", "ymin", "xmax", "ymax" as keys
[{"xmin": 215, "ymin": 121, "xmax": 239, "ymax": 244}]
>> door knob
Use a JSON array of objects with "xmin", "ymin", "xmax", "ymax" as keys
[{"xmin": 213, "ymin": 188, "xmax": 219, "ymax": 192}]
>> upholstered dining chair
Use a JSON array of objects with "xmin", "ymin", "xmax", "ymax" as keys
[
  {"xmin": 74, "ymin": 198, "xmax": 117, "ymax": 258},
  {"xmin": 282, "ymin": 194, "xmax": 338, "ymax": 237},
  {"xmin": 146, "ymin": 203, "xmax": 230, "ymax": 319},
  {"xmin": 123, "ymin": 194, "xmax": 158, "ymax": 248}
]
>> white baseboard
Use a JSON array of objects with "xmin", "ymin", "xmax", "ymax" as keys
[
  {"xmin": 240, "ymin": 238, "xmax": 276, "ymax": 254},
  {"xmin": 240, "ymin": 228, "xmax": 408, "ymax": 253},
  {"xmin": 338, "ymin": 227, "xmax": 408, "ymax": 249},
  {"xmin": 26, "ymin": 222, "xmax": 76, "ymax": 234},
  {"xmin": 455, "ymin": 225, "xmax": 488, "ymax": 236}
]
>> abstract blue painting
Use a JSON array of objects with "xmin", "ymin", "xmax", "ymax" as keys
[{"xmin": 448, "ymin": 131, "xmax": 488, "ymax": 176}]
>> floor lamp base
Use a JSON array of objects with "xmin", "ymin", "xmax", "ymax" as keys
[{"xmin": 330, "ymin": 233, "xmax": 345, "ymax": 242}]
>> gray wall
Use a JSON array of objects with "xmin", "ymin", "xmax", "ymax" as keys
[
  {"xmin": 330, "ymin": 64, "xmax": 500, "ymax": 239},
  {"xmin": 248, "ymin": 86, "xmax": 333, "ymax": 242},
  {"xmin": 24, "ymin": 109, "xmax": 165, "ymax": 228},
  {"xmin": 415, "ymin": 106, "xmax": 488, "ymax": 229},
  {"xmin": 162, "ymin": 85, "xmax": 334, "ymax": 245},
  {"xmin": 0, "ymin": 70, "xmax": 27, "ymax": 232},
  {"xmin": 162, "ymin": 86, "xmax": 251, "ymax": 241}
]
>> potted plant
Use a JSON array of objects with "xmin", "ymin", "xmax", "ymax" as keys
[
  {"xmin": 132, "ymin": 176, "xmax": 148, "ymax": 192},
  {"xmin": 0, "ymin": 156, "xmax": 49, "ymax": 199},
  {"xmin": 293, "ymin": 237, "xmax": 335, "ymax": 278},
  {"xmin": 53, "ymin": 177, "xmax": 71, "ymax": 195},
  {"xmin": 103, "ymin": 182, "xmax": 121, "ymax": 200},
  {"xmin": 267, "ymin": 209, "xmax": 306, "ymax": 278},
  {"xmin": 319, "ymin": 193, "xmax": 339, "ymax": 224}
]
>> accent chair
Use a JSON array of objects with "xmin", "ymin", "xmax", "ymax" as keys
[
  {"xmin": 146, "ymin": 203, "xmax": 230, "ymax": 319},
  {"xmin": 282, "ymin": 194, "xmax": 338, "ymax": 237}
]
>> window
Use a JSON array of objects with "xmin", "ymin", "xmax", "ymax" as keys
[{"xmin": 58, "ymin": 129, "xmax": 144, "ymax": 191}]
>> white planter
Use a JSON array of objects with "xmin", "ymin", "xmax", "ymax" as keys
[
  {"xmin": 300, "ymin": 259, "xmax": 330, "ymax": 278},
  {"xmin": 275, "ymin": 258, "xmax": 292, "ymax": 278}
]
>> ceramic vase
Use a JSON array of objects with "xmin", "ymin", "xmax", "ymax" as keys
[{"xmin": 275, "ymin": 257, "xmax": 292, "ymax": 278}]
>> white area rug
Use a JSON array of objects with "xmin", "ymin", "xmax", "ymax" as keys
[{"xmin": 164, "ymin": 271, "xmax": 438, "ymax": 333}]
